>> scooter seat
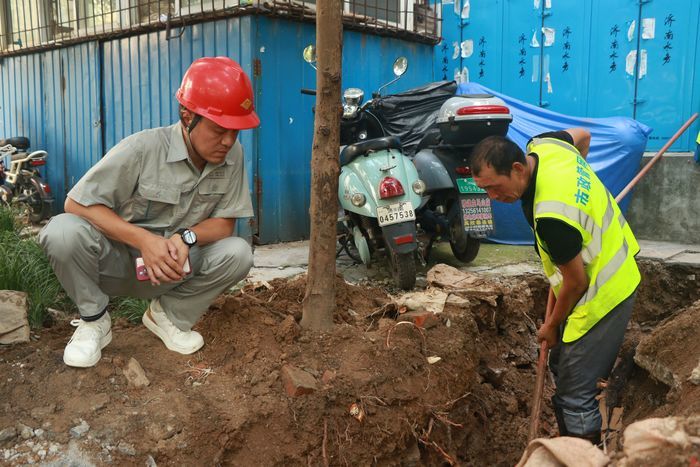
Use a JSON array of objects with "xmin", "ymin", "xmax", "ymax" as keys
[
  {"xmin": 340, "ymin": 136, "xmax": 401, "ymax": 166},
  {"xmin": 0, "ymin": 137, "xmax": 30, "ymax": 150}
]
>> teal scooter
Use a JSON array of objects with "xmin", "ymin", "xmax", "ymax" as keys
[{"xmin": 302, "ymin": 48, "xmax": 426, "ymax": 289}]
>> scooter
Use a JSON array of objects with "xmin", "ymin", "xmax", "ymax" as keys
[
  {"xmin": 301, "ymin": 46, "xmax": 426, "ymax": 289},
  {"xmin": 0, "ymin": 137, "xmax": 54, "ymax": 223},
  {"xmin": 366, "ymin": 86, "xmax": 512, "ymax": 263}
]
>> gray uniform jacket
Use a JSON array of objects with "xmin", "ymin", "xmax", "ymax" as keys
[{"xmin": 68, "ymin": 123, "xmax": 254, "ymax": 236}]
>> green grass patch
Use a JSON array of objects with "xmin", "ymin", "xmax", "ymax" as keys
[
  {"xmin": 0, "ymin": 224, "xmax": 73, "ymax": 327},
  {"xmin": 0, "ymin": 205, "xmax": 151, "ymax": 326},
  {"xmin": 110, "ymin": 296, "xmax": 148, "ymax": 323}
]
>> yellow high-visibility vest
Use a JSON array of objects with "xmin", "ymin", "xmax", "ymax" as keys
[{"xmin": 527, "ymin": 137, "xmax": 641, "ymax": 342}]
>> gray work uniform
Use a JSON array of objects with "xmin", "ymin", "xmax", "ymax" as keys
[{"xmin": 39, "ymin": 123, "xmax": 254, "ymax": 330}]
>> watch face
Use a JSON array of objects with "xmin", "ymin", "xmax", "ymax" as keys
[{"xmin": 182, "ymin": 229, "xmax": 197, "ymax": 245}]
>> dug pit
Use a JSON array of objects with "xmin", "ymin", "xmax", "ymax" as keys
[{"xmin": 0, "ymin": 258, "xmax": 698, "ymax": 466}]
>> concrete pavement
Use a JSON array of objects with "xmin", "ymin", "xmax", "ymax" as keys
[{"xmin": 247, "ymin": 239, "xmax": 700, "ymax": 285}]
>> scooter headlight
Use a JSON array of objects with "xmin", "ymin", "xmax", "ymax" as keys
[
  {"xmin": 412, "ymin": 179, "xmax": 426, "ymax": 195},
  {"xmin": 343, "ymin": 88, "xmax": 364, "ymax": 106},
  {"xmin": 351, "ymin": 193, "xmax": 366, "ymax": 207}
]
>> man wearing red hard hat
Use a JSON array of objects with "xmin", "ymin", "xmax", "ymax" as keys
[{"xmin": 39, "ymin": 57, "xmax": 259, "ymax": 367}]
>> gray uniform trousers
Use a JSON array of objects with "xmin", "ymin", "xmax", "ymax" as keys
[
  {"xmin": 39, "ymin": 213, "xmax": 253, "ymax": 331},
  {"xmin": 549, "ymin": 291, "xmax": 637, "ymax": 435}
]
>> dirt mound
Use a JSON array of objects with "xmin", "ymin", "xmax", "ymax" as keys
[
  {"xmin": 0, "ymin": 272, "xmax": 551, "ymax": 466},
  {"xmin": 617, "ymin": 299, "xmax": 700, "ymax": 426}
]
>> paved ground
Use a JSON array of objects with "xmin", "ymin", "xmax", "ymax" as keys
[{"xmin": 248, "ymin": 239, "xmax": 700, "ymax": 284}]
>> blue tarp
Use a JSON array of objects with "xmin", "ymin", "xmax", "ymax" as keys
[{"xmin": 456, "ymin": 82, "xmax": 652, "ymax": 245}]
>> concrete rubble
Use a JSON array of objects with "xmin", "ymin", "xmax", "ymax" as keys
[{"xmin": 0, "ymin": 290, "xmax": 30, "ymax": 344}]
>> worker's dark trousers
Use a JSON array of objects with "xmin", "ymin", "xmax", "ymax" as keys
[{"xmin": 549, "ymin": 291, "xmax": 637, "ymax": 436}]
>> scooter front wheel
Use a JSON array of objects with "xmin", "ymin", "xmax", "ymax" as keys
[{"xmin": 23, "ymin": 178, "xmax": 51, "ymax": 223}]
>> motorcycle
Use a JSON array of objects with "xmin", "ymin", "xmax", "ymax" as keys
[
  {"xmin": 301, "ymin": 46, "xmax": 426, "ymax": 289},
  {"xmin": 0, "ymin": 137, "xmax": 54, "ymax": 223},
  {"xmin": 367, "ymin": 85, "xmax": 513, "ymax": 263}
]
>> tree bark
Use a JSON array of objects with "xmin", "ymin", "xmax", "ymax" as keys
[{"xmin": 300, "ymin": 0, "xmax": 343, "ymax": 330}]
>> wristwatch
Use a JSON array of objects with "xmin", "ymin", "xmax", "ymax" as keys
[{"xmin": 176, "ymin": 228, "xmax": 197, "ymax": 247}]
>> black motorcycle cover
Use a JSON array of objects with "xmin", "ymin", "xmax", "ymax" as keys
[{"xmin": 372, "ymin": 81, "xmax": 457, "ymax": 156}]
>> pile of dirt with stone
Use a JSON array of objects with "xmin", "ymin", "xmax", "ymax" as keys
[
  {"xmin": 599, "ymin": 260, "xmax": 700, "ymax": 466},
  {"xmin": 0, "ymin": 266, "xmax": 551, "ymax": 466},
  {"xmin": 1, "ymin": 258, "xmax": 698, "ymax": 466}
]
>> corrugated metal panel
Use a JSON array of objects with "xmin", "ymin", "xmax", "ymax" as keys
[
  {"xmin": 40, "ymin": 43, "xmax": 102, "ymax": 208},
  {"xmin": 255, "ymin": 17, "xmax": 435, "ymax": 243},
  {"xmin": 692, "ymin": 8, "xmax": 700, "ymax": 149},
  {"xmin": 539, "ymin": 2, "xmax": 593, "ymax": 115},
  {"xmin": 437, "ymin": 0, "xmax": 699, "ymax": 151},
  {"xmin": 633, "ymin": 0, "xmax": 700, "ymax": 151},
  {"xmin": 100, "ymin": 17, "xmax": 256, "ymax": 238},
  {"xmin": 0, "ymin": 53, "xmax": 45, "ymax": 158},
  {"xmin": 586, "ymin": 0, "xmax": 637, "ymax": 120},
  {"xmin": 500, "ymin": 1, "xmax": 541, "ymax": 107},
  {"xmin": 434, "ymin": 0, "xmax": 505, "ymax": 88}
]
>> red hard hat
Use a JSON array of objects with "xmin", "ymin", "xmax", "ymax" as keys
[{"xmin": 176, "ymin": 57, "xmax": 260, "ymax": 130}]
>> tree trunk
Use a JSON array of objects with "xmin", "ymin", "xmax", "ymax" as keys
[{"xmin": 300, "ymin": 0, "xmax": 343, "ymax": 330}]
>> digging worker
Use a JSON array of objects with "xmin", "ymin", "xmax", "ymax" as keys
[
  {"xmin": 39, "ymin": 57, "xmax": 258, "ymax": 368},
  {"xmin": 471, "ymin": 128, "xmax": 640, "ymax": 444}
]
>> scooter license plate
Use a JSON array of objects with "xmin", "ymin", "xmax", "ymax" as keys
[
  {"xmin": 456, "ymin": 178, "xmax": 486, "ymax": 194},
  {"xmin": 377, "ymin": 201, "xmax": 415, "ymax": 227}
]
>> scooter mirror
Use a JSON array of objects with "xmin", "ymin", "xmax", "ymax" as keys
[
  {"xmin": 393, "ymin": 57, "xmax": 408, "ymax": 77},
  {"xmin": 302, "ymin": 45, "xmax": 317, "ymax": 64}
]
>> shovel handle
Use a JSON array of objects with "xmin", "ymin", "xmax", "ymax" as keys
[
  {"xmin": 615, "ymin": 113, "xmax": 698, "ymax": 203},
  {"xmin": 528, "ymin": 287, "xmax": 556, "ymax": 442}
]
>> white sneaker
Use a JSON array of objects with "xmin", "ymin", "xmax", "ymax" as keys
[
  {"xmin": 63, "ymin": 312, "xmax": 112, "ymax": 368},
  {"xmin": 142, "ymin": 300, "xmax": 204, "ymax": 354}
]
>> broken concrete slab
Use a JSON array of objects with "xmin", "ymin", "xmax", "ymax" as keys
[
  {"xmin": 667, "ymin": 251, "xmax": 700, "ymax": 266},
  {"xmin": 634, "ymin": 299, "xmax": 700, "ymax": 389},
  {"xmin": 637, "ymin": 240, "xmax": 692, "ymax": 261},
  {"xmin": 0, "ymin": 290, "xmax": 30, "ymax": 345},
  {"xmin": 253, "ymin": 241, "xmax": 309, "ymax": 268},
  {"xmin": 394, "ymin": 288, "xmax": 448, "ymax": 315},
  {"xmin": 427, "ymin": 264, "xmax": 502, "ymax": 306}
]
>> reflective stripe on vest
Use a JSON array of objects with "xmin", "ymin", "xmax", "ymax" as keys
[{"xmin": 530, "ymin": 138, "xmax": 640, "ymax": 342}]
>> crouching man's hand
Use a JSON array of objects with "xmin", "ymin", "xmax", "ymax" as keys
[
  {"xmin": 168, "ymin": 232, "xmax": 191, "ymax": 273},
  {"xmin": 138, "ymin": 233, "xmax": 186, "ymax": 285}
]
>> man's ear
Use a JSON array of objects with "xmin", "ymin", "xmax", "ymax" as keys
[
  {"xmin": 511, "ymin": 161, "xmax": 527, "ymax": 176},
  {"xmin": 180, "ymin": 107, "xmax": 194, "ymax": 127}
]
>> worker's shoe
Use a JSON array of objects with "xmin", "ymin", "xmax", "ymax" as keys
[
  {"xmin": 63, "ymin": 312, "xmax": 112, "ymax": 368},
  {"xmin": 142, "ymin": 300, "xmax": 204, "ymax": 354}
]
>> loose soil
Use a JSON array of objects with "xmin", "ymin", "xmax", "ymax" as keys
[{"xmin": 0, "ymin": 258, "xmax": 698, "ymax": 466}]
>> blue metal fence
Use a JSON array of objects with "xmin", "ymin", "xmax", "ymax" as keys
[
  {"xmin": 436, "ymin": 0, "xmax": 700, "ymax": 152},
  {"xmin": 255, "ymin": 18, "xmax": 435, "ymax": 242},
  {"xmin": 0, "ymin": 15, "xmax": 434, "ymax": 242}
]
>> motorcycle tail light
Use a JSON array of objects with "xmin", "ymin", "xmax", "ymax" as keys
[
  {"xmin": 455, "ymin": 166, "xmax": 472, "ymax": 176},
  {"xmin": 456, "ymin": 105, "xmax": 510, "ymax": 116},
  {"xmin": 41, "ymin": 183, "xmax": 51, "ymax": 194},
  {"xmin": 379, "ymin": 177, "xmax": 404, "ymax": 199},
  {"xmin": 30, "ymin": 159, "xmax": 46, "ymax": 167}
]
